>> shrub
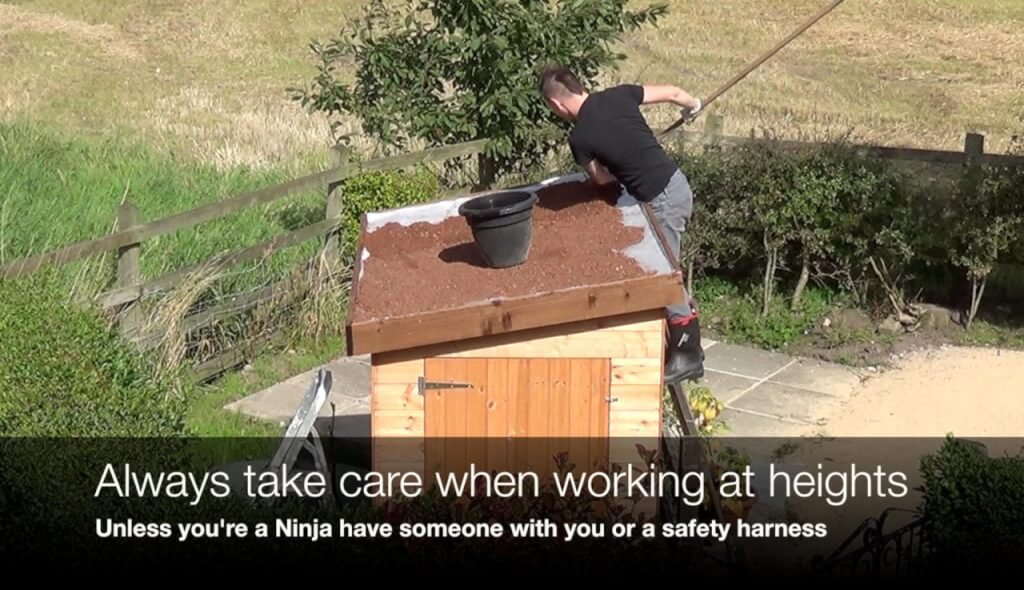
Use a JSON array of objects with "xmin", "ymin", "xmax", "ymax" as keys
[
  {"xmin": 673, "ymin": 140, "xmax": 993, "ymax": 323},
  {"xmin": 918, "ymin": 437, "xmax": 1024, "ymax": 572},
  {"xmin": 0, "ymin": 273, "xmax": 187, "ymax": 436},
  {"xmin": 338, "ymin": 167, "xmax": 440, "ymax": 253},
  {"xmin": 678, "ymin": 149, "xmax": 758, "ymax": 290},
  {"xmin": 950, "ymin": 163, "xmax": 1024, "ymax": 328}
]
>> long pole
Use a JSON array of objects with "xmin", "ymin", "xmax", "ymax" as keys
[{"xmin": 660, "ymin": 0, "xmax": 846, "ymax": 136}]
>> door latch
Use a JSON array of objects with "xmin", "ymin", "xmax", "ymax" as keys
[{"xmin": 418, "ymin": 377, "xmax": 473, "ymax": 396}]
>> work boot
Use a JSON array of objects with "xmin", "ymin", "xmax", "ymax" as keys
[{"xmin": 664, "ymin": 310, "xmax": 705, "ymax": 383}]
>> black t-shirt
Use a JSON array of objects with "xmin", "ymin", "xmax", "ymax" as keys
[{"xmin": 568, "ymin": 84, "xmax": 679, "ymax": 202}]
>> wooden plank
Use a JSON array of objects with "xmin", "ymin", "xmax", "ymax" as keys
[
  {"xmin": 188, "ymin": 328, "xmax": 287, "ymax": 384},
  {"xmin": 372, "ymin": 311, "xmax": 663, "ymax": 363},
  {"xmin": 675, "ymin": 130, "xmax": 1024, "ymax": 168},
  {"xmin": 609, "ymin": 384, "xmax": 663, "ymax": 412},
  {"xmin": 348, "ymin": 273, "xmax": 683, "ymax": 356},
  {"xmin": 592, "ymin": 316, "xmax": 666, "ymax": 331},
  {"xmin": 526, "ymin": 359, "xmax": 550, "ymax": 475},
  {"xmin": 610, "ymin": 358, "xmax": 662, "ymax": 386},
  {"xmin": 1, "ymin": 140, "xmax": 486, "ymax": 279},
  {"xmin": 130, "ymin": 276, "xmax": 306, "ymax": 349},
  {"xmin": 590, "ymin": 359, "xmax": 610, "ymax": 471},
  {"xmin": 373, "ymin": 412, "xmax": 424, "ymax": 437},
  {"xmin": 443, "ymin": 359, "xmax": 468, "ymax": 479},
  {"xmin": 609, "ymin": 410, "xmax": 660, "ymax": 438},
  {"xmin": 438, "ymin": 330, "xmax": 660, "ymax": 359},
  {"xmin": 324, "ymin": 146, "xmax": 349, "ymax": 264},
  {"xmin": 371, "ymin": 383, "xmax": 422, "ymax": 412},
  {"xmin": 423, "ymin": 359, "xmax": 445, "ymax": 478},
  {"xmin": 485, "ymin": 359, "xmax": 509, "ymax": 474},
  {"xmin": 509, "ymin": 359, "xmax": 530, "ymax": 473},
  {"xmin": 115, "ymin": 203, "xmax": 143, "ymax": 338},
  {"xmin": 465, "ymin": 359, "xmax": 489, "ymax": 472},
  {"xmin": 97, "ymin": 218, "xmax": 339, "ymax": 309},
  {"xmin": 372, "ymin": 358, "xmax": 424, "ymax": 384},
  {"xmin": 568, "ymin": 359, "xmax": 593, "ymax": 473},
  {"xmin": 548, "ymin": 358, "xmax": 571, "ymax": 462}
]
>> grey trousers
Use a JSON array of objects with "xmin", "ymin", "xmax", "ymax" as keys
[{"xmin": 646, "ymin": 170, "xmax": 693, "ymax": 318}]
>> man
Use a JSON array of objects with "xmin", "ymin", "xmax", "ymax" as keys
[{"xmin": 538, "ymin": 64, "xmax": 705, "ymax": 382}]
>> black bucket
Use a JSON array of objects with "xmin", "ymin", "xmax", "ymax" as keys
[{"xmin": 458, "ymin": 190, "xmax": 539, "ymax": 268}]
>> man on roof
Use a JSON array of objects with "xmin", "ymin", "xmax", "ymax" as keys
[{"xmin": 537, "ymin": 64, "xmax": 705, "ymax": 383}]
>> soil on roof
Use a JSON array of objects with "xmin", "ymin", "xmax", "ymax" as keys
[{"xmin": 350, "ymin": 180, "xmax": 663, "ymax": 323}]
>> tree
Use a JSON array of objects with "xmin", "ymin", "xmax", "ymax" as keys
[
  {"xmin": 735, "ymin": 145, "xmax": 798, "ymax": 315},
  {"xmin": 951, "ymin": 164, "xmax": 1024, "ymax": 330},
  {"xmin": 291, "ymin": 0, "xmax": 668, "ymax": 187}
]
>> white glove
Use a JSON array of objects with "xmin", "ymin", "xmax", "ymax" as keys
[{"xmin": 681, "ymin": 98, "xmax": 702, "ymax": 122}]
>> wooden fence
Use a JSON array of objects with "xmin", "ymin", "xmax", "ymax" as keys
[
  {"xmin": 673, "ymin": 114, "xmax": 1024, "ymax": 170},
  {"xmin": 0, "ymin": 139, "xmax": 487, "ymax": 381},
  {"xmin": 3, "ymin": 119, "xmax": 1020, "ymax": 380}
]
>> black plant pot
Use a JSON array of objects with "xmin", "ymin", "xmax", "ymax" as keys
[{"xmin": 458, "ymin": 190, "xmax": 539, "ymax": 268}]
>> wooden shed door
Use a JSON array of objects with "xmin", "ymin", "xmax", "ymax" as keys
[{"xmin": 423, "ymin": 358, "xmax": 610, "ymax": 480}]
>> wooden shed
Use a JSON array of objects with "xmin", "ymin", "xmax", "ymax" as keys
[{"xmin": 345, "ymin": 173, "xmax": 684, "ymax": 484}]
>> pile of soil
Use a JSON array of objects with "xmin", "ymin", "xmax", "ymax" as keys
[
  {"xmin": 351, "ymin": 180, "xmax": 658, "ymax": 323},
  {"xmin": 784, "ymin": 306, "xmax": 984, "ymax": 369}
]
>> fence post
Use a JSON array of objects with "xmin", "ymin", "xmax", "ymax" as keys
[
  {"xmin": 324, "ymin": 145, "xmax": 350, "ymax": 264},
  {"xmin": 963, "ymin": 132, "xmax": 985, "ymax": 198},
  {"xmin": 116, "ymin": 202, "xmax": 143, "ymax": 339}
]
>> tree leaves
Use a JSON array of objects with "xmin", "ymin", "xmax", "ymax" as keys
[{"xmin": 293, "ymin": 0, "xmax": 667, "ymax": 182}]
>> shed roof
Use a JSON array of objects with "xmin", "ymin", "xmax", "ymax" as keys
[{"xmin": 345, "ymin": 173, "xmax": 683, "ymax": 355}]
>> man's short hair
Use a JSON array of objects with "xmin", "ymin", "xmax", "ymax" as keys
[{"xmin": 538, "ymin": 64, "xmax": 586, "ymax": 99}]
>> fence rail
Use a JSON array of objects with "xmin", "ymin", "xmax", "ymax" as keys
[
  {"xmin": 0, "ymin": 137, "xmax": 487, "ymax": 380},
  {"xmin": 674, "ymin": 115, "xmax": 1024, "ymax": 169},
  {"xmin": 0, "ymin": 139, "xmax": 486, "ymax": 280}
]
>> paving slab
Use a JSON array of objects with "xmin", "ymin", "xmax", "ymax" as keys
[
  {"xmin": 225, "ymin": 356, "xmax": 370, "ymax": 423},
  {"xmin": 717, "ymin": 408, "xmax": 809, "ymax": 438},
  {"xmin": 702, "ymin": 370, "xmax": 759, "ymax": 404},
  {"xmin": 767, "ymin": 358, "xmax": 863, "ymax": 398},
  {"xmin": 704, "ymin": 342, "xmax": 794, "ymax": 380},
  {"xmin": 323, "ymin": 355, "xmax": 371, "ymax": 399},
  {"xmin": 729, "ymin": 382, "xmax": 842, "ymax": 425},
  {"xmin": 224, "ymin": 341, "xmax": 858, "ymax": 441}
]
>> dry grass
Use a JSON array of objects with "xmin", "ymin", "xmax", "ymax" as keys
[
  {"xmin": 611, "ymin": 0, "xmax": 1024, "ymax": 153},
  {"xmin": 1, "ymin": 0, "xmax": 1022, "ymax": 168},
  {"xmin": 146, "ymin": 259, "xmax": 227, "ymax": 374}
]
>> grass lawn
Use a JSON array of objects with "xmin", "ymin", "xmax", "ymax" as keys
[
  {"xmin": 185, "ymin": 335, "xmax": 347, "ymax": 437},
  {"xmin": 2, "ymin": 0, "xmax": 1022, "ymax": 173},
  {"xmin": 0, "ymin": 119, "xmax": 325, "ymax": 298}
]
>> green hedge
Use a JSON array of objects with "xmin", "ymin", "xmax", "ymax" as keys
[
  {"xmin": 0, "ymin": 273, "xmax": 187, "ymax": 437},
  {"xmin": 674, "ymin": 142, "xmax": 1024, "ymax": 323},
  {"xmin": 919, "ymin": 437, "xmax": 1024, "ymax": 570},
  {"xmin": 337, "ymin": 166, "xmax": 440, "ymax": 253}
]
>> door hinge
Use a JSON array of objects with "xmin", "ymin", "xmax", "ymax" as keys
[{"xmin": 418, "ymin": 377, "xmax": 473, "ymax": 396}]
